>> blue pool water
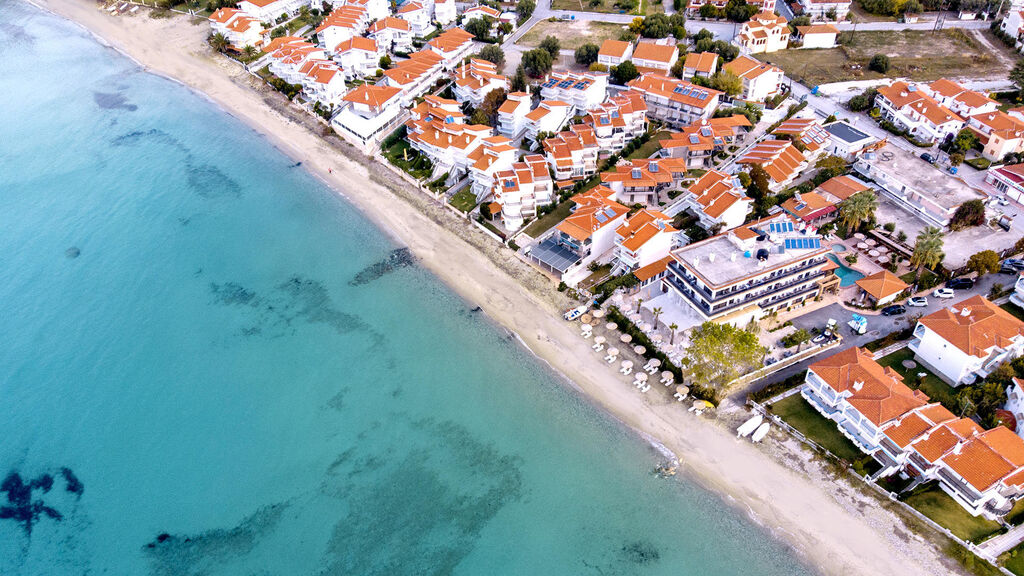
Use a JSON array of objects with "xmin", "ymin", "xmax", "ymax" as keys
[
  {"xmin": 827, "ymin": 254, "xmax": 865, "ymax": 287},
  {"xmin": 0, "ymin": 4, "xmax": 816, "ymax": 575}
]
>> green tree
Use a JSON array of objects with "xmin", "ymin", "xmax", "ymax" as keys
[
  {"xmin": 611, "ymin": 61, "xmax": 640, "ymax": 85},
  {"xmin": 1012, "ymin": 58, "xmax": 1024, "ymax": 97},
  {"xmin": 477, "ymin": 45, "xmax": 505, "ymax": 69},
  {"xmin": 669, "ymin": 322, "xmax": 679, "ymax": 345},
  {"xmin": 575, "ymin": 43, "xmax": 600, "ymax": 66},
  {"xmin": 522, "ymin": 48, "xmax": 554, "ymax": 78},
  {"xmin": 498, "ymin": 21, "xmax": 514, "ymax": 35},
  {"xmin": 966, "ymin": 250, "xmax": 1001, "ymax": 277},
  {"xmin": 511, "ymin": 65, "xmax": 528, "ymax": 92},
  {"xmin": 951, "ymin": 128, "xmax": 979, "ymax": 153},
  {"xmin": 652, "ymin": 306, "xmax": 664, "ymax": 327},
  {"xmin": 243, "ymin": 45, "xmax": 258, "ymax": 60},
  {"xmin": 469, "ymin": 109, "xmax": 490, "ymax": 125},
  {"xmin": 209, "ymin": 32, "xmax": 229, "ymax": 53},
  {"xmin": 540, "ymin": 35, "xmax": 561, "ymax": 58},
  {"xmin": 379, "ymin": 54, "xmax": 393, "ymax": 69},
  {"xmin": 815, "ymin": 155, "xmax": 848, "ymax": 181},
  {"xmin": 709, "ymin": 71, "xmax": 743, "ymax": 96},
  {"xmin": 641, "ymin": 14, "xmax": 671, "ymax": 38},
  {"xmin": 949, "ymin": 152, "xmax": 964, "ymax": 166},
  {"xmin": 465, "ymin": 16, "xmax": 492, "ymax": 40},
  {"xmin": 910, "ymin": 226, "xmax": 945, "ymax": 282},
  {"xmin": 838, "ymin": 190, "xmax": 877, "ymax": 232},
  {"xmin": 699, "ymin": 3, "xmax": 720, "ymax": 18},
  {"xmin": 692, "ymin": 28, "xmax": 714, "ymax": 43},
  {"xmin": 748, "ymin": 165, "xmax": 771, "ymax": 199},
  {"xmin": 950, "ymin": 199, "xmax": 987, "ymax": 231},
  {"xmin": 724, "ymin": 0, "xmax": 757, "ymax": 22},
  {"xmin": 869, "ymin": 54, "xmax": 890, "ymax": 73},
  {"xmin": 516, "ymin": 0, "xmax": 536, "ymax": 24},
  {"xmin": 788, "ymin": 15, "xmax": 811, "ymax": 33},
  {"xmin": 682, "ymin": 322, "xmax": 766, "ymax": 391},
  {"xmin": 782, "ymin": 328, "xmax": 812, "ymax": 351},
  {"xmin": 479, "ymin": 87, "xmax": 507, "ymax": 118}
]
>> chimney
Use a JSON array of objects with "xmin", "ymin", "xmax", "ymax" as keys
[
  {"xmin": 953, "ymin": 441, "xmax": 964, "ymax": 455},
  {"xmin": 708, "ymin": 253, "xmax": 716, "ymax": 263},
  {"xmin": 961, "ymin": 306, "xmax": 972, "ymax": 317},
  {"xmin": 852, "ymin": 380, "xmax": 864, "ymax": 391},
  {"xmin": 730, "ymin": 252, "xmax": 737, "ymax": 262}
]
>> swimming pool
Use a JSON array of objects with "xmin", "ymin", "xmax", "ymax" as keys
[
  {"xmin": 826, "ymin": 254, "xmax": 865, "ymax": 287},
  {"xmin": 832, "ymin": 244, "xmax": 847, "ymax": 253}
]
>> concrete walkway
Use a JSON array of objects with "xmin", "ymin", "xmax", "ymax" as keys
[{"xmin": 977, "ymin": 521, "xmax": 1024, "ymax": 558}]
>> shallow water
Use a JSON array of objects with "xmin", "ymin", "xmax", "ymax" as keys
[{"xmin": 0, "ymin": 4, "xmax": 816, "ymax": 575}]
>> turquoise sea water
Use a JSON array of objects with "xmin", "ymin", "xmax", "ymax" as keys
[{"xmin": 0, "ymin": 4, "xmax": 816, "ymax": 575}]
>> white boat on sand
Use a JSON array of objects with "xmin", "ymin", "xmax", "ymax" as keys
[
  {"xmin": 737, "ymin": 414, "xmax": 763, "ymax": 438},
  {"xmin": 751, "ymin": 422, "xmax": 771, "ymax": 443}
]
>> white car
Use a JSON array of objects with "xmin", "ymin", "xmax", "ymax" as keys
[
  {"xmin": 933, "ymin": 288, "xmax": 955, "ymax": 299},
  {"xmin": 907, "ymin": 296, "xmax": 929, "ymax": 307}
]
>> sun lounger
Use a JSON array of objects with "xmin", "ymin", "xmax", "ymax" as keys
[
  {"xmin": 592, "ymin": 343, "xmax": 604, "ymax": 351},
  {"xmin": 641, "ymin": 385, "xmax": 650, "ymax": 392}
]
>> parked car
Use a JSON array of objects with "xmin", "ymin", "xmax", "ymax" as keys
[
  {"xmin": 881, "ymin": 304, "xmax": 906, "ymax": 316},
  {"xmin": 933, "ymin": 288, "xmax": 955, "ymax": 299},
  {"xmin": 920, "ymin": 152, "xmax": 934, "ymax": 163},
  {"xmin": 1002, "ymin": 258, "xmax": 1024, "ymax": 274},
  {"xmin": 946, "ymin": 277, "xmax": 974, "ymax": 290},
  {"xmin": 907, "ymin": 296, "xmax": 929, "ymax": 307}
]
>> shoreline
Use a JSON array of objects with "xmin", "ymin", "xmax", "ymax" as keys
[{"xmin": 30, "ymin": 2, "xmax": 968, "ymax": 575}]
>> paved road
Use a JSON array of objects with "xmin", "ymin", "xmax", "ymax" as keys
[{"xmin": 729, "ymin": 272, "xmax": 1013, "ymax": 402}]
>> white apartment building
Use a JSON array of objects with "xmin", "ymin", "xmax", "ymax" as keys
[
  {"xmin": 315, "ymin": 5, "xmax": 369, "ymax": 52},
  {"xmin": 467, "ymin": 135, "xmax": 518, "ymax": 201},
  {"xmin": 267, "ymin": 39, "xmax": 327, "ymax": 84},
  {"xmin": 662, "ymin": 214, "xmax": 835, "ymax": 325},
  {"xmin": 334, "ymin": 37, "xmax": 382, "ymax": 80},
  {"xmin": 434, "ymin": 0, "xmax": 456, "ymax": 25},
  {"xmin": 910, "ymin": 295, "xmax": 1024, "ymax": 387},
  {"xmin": 921, "ymin": 78, "xmax": 999, "ymax": 119},
  {"xmin": 611, "ymin": 209, "xmax": 680, "ymax": 275},
  {"xmin": 344, "ymin": 0, "xmax": 389, "ymax": 21},
  {"xmin": 452, "ymin": 59, "xmax": 509, "ymax": 108},
  {"xmin": 367, "ymin": 17, "xmax": 414, "ymax": 54},
  {"xmin": 382, "ymin": 49, "xmax": 446, "ymax": 106},
  {"xmin": 539, "ymin": 71, "xmax": 609, "ymax": 115},
  {"xmin": 238, "ymin": 0, "xmax": 316, "ymax": 23},
  {"xmin": 496, "ymin": 91, "xmax": 532, "ymax": 141},
  {"xmin": 723, "ymin": 56, "xmax": 783, "ymax": 102},
  {"xmin": 597, "ymin": 40, "xmax": 634, "ymax": 68},
  {"xmin": 406, "ymin": 118, "xmax": 495, "ymax": 178},
  {"xmin": 524, "ymin": 100, "xmax": 572, "ymax": 146},
  {"xmin": 332, "ymin": 84, "xmax": 405, "ymax": 151},
  {"xmin": 631, "ymin": 41, "xmax": 679, "ymax": 75},
  {"xmin": 427, "ymin": 27, "xmax": 475, "ymax": 70},
  {"xmin": 396, "ymin": 1, "xmax": 435, "ymax": 37},
  {"xmin": 875, "ymin": 81, "xmax": 965, "ymax": 145},
  {"xmin": 736, "ymin": 140, "xmax": 807, "ymax": 191},
  {"xmin": 209, "ymin": 8, "xmax": 265, "ymax": 49},
  {"xmin": 968, "ymin": 111, "xmax": 1024, "ymax": 161},
  {"xmin": 676, "ymin": 169, "xmax": 753, "ymax": 232},
  {"xmin": 298, "ymin": 60, "xmax": 348, "ymax": 106},
  {"xmin": 492, "ymin": 154, "xmax": 554, "ymax": 230},
  {"xmin": 625, "ymin": 75, "xmax": 721, "ymax": 128},
  {"xmin": 543, "ymin": 126, "xmax": 600, "ymax": 181},
  {"xmin": 581, "ymin": 92, "xmax": 648, "ymax": 152},
  {"xmin": 600, "ymin": 157, "xmax": 688, "ymax": 206}
]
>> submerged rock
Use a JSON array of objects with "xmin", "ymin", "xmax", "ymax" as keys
[
  {"xmin": 65, "ymin": 246, "xmax": 80, "ymax": 259},
  {"xmin": 349, "ymin": 248, "xmax": 415, "ymax": 286}
]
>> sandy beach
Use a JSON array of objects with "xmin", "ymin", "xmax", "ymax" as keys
[{"xmin": 30, "ymin": 2, "xmax": 970, "ymax": 574}]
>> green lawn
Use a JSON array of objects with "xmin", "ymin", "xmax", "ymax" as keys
[
  {"xmin": 383, "ymin": 140, "xmax": 434, "ymax": 180},
  {"xmin": 1003, "ymin": 303, "xmax": 1024, "ymax": 323},
  {"xmin": 903, "ymin": 483, "xmax": 1003, "ymax": 543},
  {"xmin": 449, "ymin": 189, "xmax": 478, "ymax": 213},
  {"xmin": 877, "ymin": 348, "xmax": 958, "ymax": 412},
  {"xmin": 523, "ymin": 199, "xmax": 575, "ymax": 238},
  {"xmin": 762, "ymin": 30, "xmax": 1014, "ymax": 86},
  {"xmin": 516, "ymin": 20, "xmax": 627, "ymax": 51},
  {"xmin": 626, "ymin": 130, "xmax": 670, "ymax": 161},
  {"xmin": 1007, "ymin": 498, "xmax": 1024, "ymax": 526},
  {"xmin": 771, "ymin": 394, "xmax": 865, "ymax": 462},
  {"xmin": 1003, "ymin": 542, "xmax": 1024, "ymax": 575}
]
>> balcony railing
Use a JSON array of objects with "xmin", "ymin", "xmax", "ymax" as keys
[{"xmin": 668, "ymin": 261, "xmax": 826, "ymax": 310}]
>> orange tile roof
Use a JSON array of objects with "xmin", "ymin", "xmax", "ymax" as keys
[
  {"xmin": 601, "ymin": 158, "xmax": 686, "ymax": 189},
  {"xmin": 686, "ymin": 169, "xmax": 749, "ymax": 219},
  {"xmin": 941, "ymin": 426, "xmax": 1024, "ymax": 492},
  {"xmin": 881, "ymin": 404, "xmax": 956, "ymax": 448},
  {"xmin": 556, "ymin": 187, "xmax": 629, "ymax": 241},
  {"xmin": 334, "ymin": 36, "xmax": 378, "ymax": 53},
  {"xmin": 970, "ymin": 111, "xmax": 1024, "ymax": 142},
  {"xmin": 877, "ymin": 81, "xmax": 963, "ymax": 127},
  {"xmin": 724, "ymin": 55, "xmax": 781, "ymax": 81},
  {"xmin": 343, "ymin": 84, "xmax": 402, "ymax": 108},
  {"xmin": 633, "ymin": 255, "xmax": 672, "ymax": 281},
  {"xmin": 815, "ymin": 175, "xmax": 869, "ymax": 202},
  {"xmin": 632, "ymin": 41, "xmax": 677, "ymax": 64},
  {"xmin": 209, "ymin": 7, "xmax": 240, "ymax": 23},
  {"xmin": 918, "ymin": 295, "xmax": 1024, "ymax": 358},
  {"xmin": 369, "ymin": 16, "xmax": 410, "ymax": 32},
  {"xmin": 627, "ymin": 74, "xmax": 721, "ymax": 110},
  {"xmin": 737, "ymin": 139, "xmax": 805, "ymax": 184},
  {"xmin": 397, "ymin": 1, "xmax": 423, "ymax": 13},
  {"xmin": 683, "ymin": 51, "xmax": 718, "ymax": 74},
  {"xmin": 598, "ymin": 40, "xmax": 631, "ymax": 59},
  {"xmin": 780, "ymin": 191, "xmax": 835, "ymax": 221},
  {"xmin": 809, "ymin": 347, "xmax": 929, "ymax": 427},
  {"xmin": 428, "ymin": 27, "xmax": 474, "ymax": 53},
  {"xmin": 795, "ymin": 23, "xmax": 839, "ymax": 35},
  {"xmin": 855, "ymin": 270, "xmax": 909, "ymax": 301},
  {"xmin": 616, "ymin": 209, "xmax": 676, "ymax": 252},
  {"xmin": 464, "ymin": 4, "xmax": 501, "ymax": 18}
]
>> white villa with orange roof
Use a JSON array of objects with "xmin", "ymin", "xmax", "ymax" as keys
[
  {"xmin": 772, "ymin": 117, "xmax": 831, "ymax": 159},
  {"xmin": 492, "ymin": 155, "xmax": 553, "ymax": 230},
  {"xmin": 539, "ymin": 71, "xmax": 609, "ymax": 114},
  {"xmin": 267, "ymin": 39, "xmax": 327, "ymax": 84},
  {"xmin": 467, "ymin": 135, "xmax": 518, "ymax": 200},
  {"xmin": 661, "ymin": 213, "xmax": 834, "ymax": 325},
  {"xmin": 723, "ymin": 56, "xmax": 783, "ymax": 102},
  {"xmin": 433, "ymin": 0, "xmax": 456, "ymax": 26},
  {"xmin": 675, "ymin": 169, "xmax": 753, "ymax": 232},
  {"xmin": 524, "ymin": 100, "xmax": 572, "ymax": 146},
  {"xmin": 681, "ymin": 51, "xmax": 718, "ymax": 79},
  {"xmin": 427, "ymin": 28, "xmax": 475, "ymax": 69},
  {"xmin": 804, "ymin": 347, "xmax": 1024, "ymax": 520},
  {"xmin": 453, "ymin": 59, "xmax": 509, "ymax": 108},
  {"xmin": 611, "ymin": 209, "xmax": 680, "ymax": 274},
  {"xmin": 209, "ymin": 8, "xmax": 265, "ymax": 50},
  {"xmin": 396, "ymin": 1, "xmax": 435, "ymax": 37},
  {"xmin": 298, "ymin": 60, "xmax": 347, "ymax": 106},
  {"xmin": 626, "ymin": 74, "xmax": 721, "ymax": 128},
  {"xmin": 875, "ymin": 81, "xmax": 965, "ymax": 145},
  {"xmin": 315, "ymin": 5, "xmax": 370, "ymax": 52},
  {"xmin": 659, "ymin": 115, "xmax": 751, "ymax": 168},
  {"xmin": 332, "ymin": 84, "xmax": 404, "ymax": 150},
  {"xmin": 543, "ymin": 127, "xmax": 600, "ymax": 181},
  {"xmin": 792, "ymin": 24, "xmax": 838, "ymax": 49},
  {"xmin": 346, "ymin": 0, "xmax": 389, "ymax": 22},
  {"xmin": 463, "ymin": 4, "xmax": 501, "ymax": 22},
  {"xmin": 406, "ymin": 110, "xmax": 495, "ymax": 178},
  {"xmin": 736, "ymin": 11, "xmax": 789, "ymax": 54},
  {"xmin": 631, "ymin": 41, "xmax": 679, "ymax": 75},
  {"xmin": 736, "ymin": 140, "xmax": 807, "ymax": 190},
  {"xmin": 581, "ymin": 92, "xmax": 648, "ymax": 152},
  {"xmin": 597, "ymin": 40, "xmax": 634, "ymax": 68},
  {"xmin": 528, "ymin": 187, "xmax": 629, "ymax": 284},
  {"xmin": 334, "ymin": 37, "xmax": 382, "ymax": 80},
  {"xmin": 601, "ymin": 158, "xmax": 688, "ymax": 205},
  {"xmin": 497, "ymin": 92, "xmax": 532, "ymax": 141},
  {"xmin": 1000, "ymin": 9, "xmax": 1024, "ymax": 53},
  {"xmin": 910, "ymin": 296, "xmax": 1024, "ymax": 387},
  {"xmin": 382, "ymin": 50, "xmax": 445, "ymax": 105},
  {"xmin": 367, "ymin": 17, "xmax": 413, "ymax": 53},
  {"xmin": 238, "ymin": 0, "xmax": 317, "ymax": 22},
  {"xmin": 921, "ymin": 78, "xmax": 999, "ymax": 119},
  {"xmin": 968, "ymin": 111, "xmax": 1024, "ymax": 161}
]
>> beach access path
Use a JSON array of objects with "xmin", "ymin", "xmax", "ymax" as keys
[{"xmin": 34, "ymin": 2, "xmax": 974, "ymax": 574}]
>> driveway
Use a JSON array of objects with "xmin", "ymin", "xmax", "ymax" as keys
[{"xmin": 730, "ymin": 271, "xmax": 1012, "ymax": 401}]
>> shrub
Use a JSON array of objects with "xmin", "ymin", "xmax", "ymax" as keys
[{"xmin": 869, "ymin": 54, "xmax": 890, "ymax": 73}]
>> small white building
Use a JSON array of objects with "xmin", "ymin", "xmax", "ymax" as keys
[
  {"xmin": 736, "ymin": 140, "xmax": 807, "ymax": 191},
  {"xmin": 334, "ymin": 37, "xmax": 382, "ymax": 80},
  {"xmin": 543, "ymin": 126, "xmax": 600, "ymax": 181},
  {"xmin": 315, "ymin": 5, "xmax": 370, "ymax": 52},
  {"xmin": 631, "ymin": 41, "xmax": 679, "ymax": 75},
  {"xmin": 823, "ymin": 121, "xmax": 879, "ymax": 161},
  {"xmin": 681, "ymin": 51, "xmax": 718, "ymax": 79},
  {"xmin": 493, "ymin": 154, "xmax": 554, "ymax": 230},
  {"xmin": 452, "ymin": 59, "xmax": 509, "ymax": 108},
  {"xmin": 968, "ymin": 111, "xmax": 1024, "ymax": 162},
  {"xmin": 611, "ymin": 209, "xmax": 680, "ymax": 274},
  {"xmin": 209, "ymin": 8, "xmax": 265, "ymax": 50},
  {"xmin": 434, "ymin": 0, "xmax": 457, "ymax": 26},
  {"xmin": 524, "ymin": 100, "xmax": 572, "ymax": 146},
  {"xmin": 332, "ymin": 84, "xmax": 405, "ymax": 151},
  {"xmin": 497, "ymin": 91, "xmax": 532, "ymax": 141},
  {"xmin": 367, "ymin": 17, "xmax": 414, "ymax": 54},
  {"xmin": 539, "ymin": 71, "xmax": 609, "ymax": 115},
  {"xmin": 581, "ymin": 91, "xmax": 648, "ymax": 152},
  {"xmin": 468, "ymin": 135, "xmax": 518, "ymax": 201},
  {"xmin": 396, "ymin": 1, "xmax": 435, "ymax": 38},
  {"xmin": 427, "ymin": 27, "xmax": 476, "ymax": 70},
  {"xmin": 793, "ymin": 24, "xmax": 838, "ymax": 49},
  {"xmin": 910, "ymin": 295, "xmax": 1024, "ymax": 387},
  {"xmin": 597, "ymin": 40, "xmax": 634, "ymax": 68},
  {"xmin": 735, "ymin": 11, "xmax": 789, "ymax": 54},
  {"xmin": 723, "ymin": 55, "xmax": 783, "ymax": 102},
  {"xmin": 986, "ymin": 164, "xmax": 1024, "ymax": 204},
  {"xmin": 676, "ymin": 169, "xmax": 753, "ymax": 232},
  {"xmin": 298, "ymin": 59, "xmax": 348, "ymax": 106},
  {"xmin": 382, "ymin": 50, "xmax": 446, "ymax": 106}
]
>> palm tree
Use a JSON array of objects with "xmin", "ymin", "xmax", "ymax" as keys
[
  {"xmin": 209, "ymin": 33, "xmax": 229, "ymax": 53},
  {"xmin": 910, "ymin": 226, "xmax": 945, "ymax": 283},
  {"xmin": 669, "ymin": 323, "xmax": 678, "ymax": 345},
  {"xmin": 636, "ymin": 297, "xmax": 644, "ymax": 314},
  {"xmin": 652, "ymin": 307, "xmax": 663, "ymax": 327},
  {"xmin": 243, "ymin": 45, "xmax": 258, "ymax": 61},
  {"xmin": 838, "ymin": 190, "xmax": 877, "ymax": 233}
]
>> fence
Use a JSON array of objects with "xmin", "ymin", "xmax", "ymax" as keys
[
  {"xmin": 749, "ymin": 396, "xmax": 1014, "ymax": 573},
  {"xmin": 728, "ymin": 338, "xmax": 842, "ymax": 389}
]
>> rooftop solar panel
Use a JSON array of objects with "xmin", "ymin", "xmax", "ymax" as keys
[
  {"xmin": 595, "ymin": 212, "xmax": 608, "ymax": 223},
  {"xmin": 689, "ymin": 135, "xmax": 699, "ymax": 144}
]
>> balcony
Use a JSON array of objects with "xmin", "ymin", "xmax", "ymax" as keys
[{"xmin": 668, "ymin": 261, "xmax": 826, "ymax": 313}]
